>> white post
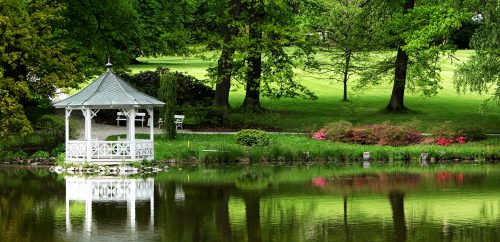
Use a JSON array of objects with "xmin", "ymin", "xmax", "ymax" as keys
[
  {"xmin": 85, "ymin": 192, "xmax": 92, "ymax": 232},
  {"xmin": 65, "ymin": 108, "xmax": 71, "ymax": 160},
  {"xmin": 148, "ymin": 108, "xmax": 154, "ymax": 141},
  {"xmin": 147, "ymin": 108, "xmax": 154, "ymax": 160},
  {"xmin": 129, "ymin": 108, "xmax": 136, "ymax": 160},
  {"xmin": 66, "ymin": 186, "xmax": 72, "ymax": 235},
  {"xmin": 129, "ymin": 179, "xmax": 137, "ymax": 231},
  {"xmin": 83, "ymin": 108, "xmax": 92, "ymax": 162}
]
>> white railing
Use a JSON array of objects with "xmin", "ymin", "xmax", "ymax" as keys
[{"xmin": 67, "ymin": 140, "xmax": 153, "ymax": 162}]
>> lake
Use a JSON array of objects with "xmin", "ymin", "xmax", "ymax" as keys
[{"xmin": 1, "ymin": 165, "xmax": 499, "ymax": 242}]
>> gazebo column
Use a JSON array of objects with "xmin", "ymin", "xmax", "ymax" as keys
[
  {"xmin": 65, "ymin": 108, "xmax": 72, "ymax": 160},
  {"xmin": 83, "ymin": 108, "xmax": 93, "ymax": 162},
  {"xmin": 128, "ymin": 108, "xmax": 137, "ymax": 160},
  {"xmin": 147, "ymin": 108, "xmax": 154, "ymax": 160}
]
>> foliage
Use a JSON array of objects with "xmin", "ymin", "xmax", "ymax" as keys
[
  {"xmin": 316, "ymin": 121, "xmax": 422, "ymax": 146},
  {"xmin": 182, "ymin": 105, "xmax": 224, "ymax": 126},
  {"xmin": 358, "ymin": 0, "xmax": 465, "ymax": 110},
  {"xmin": 120, "ymin": 68, "xmax": 215, "ymax": 107},
  {"xmin": 35, "ymin": 115, "xmax": 80, "ymax": 141},
  {"xmin": 158, "ymin": 72, "xmax": 177, "ymax": 139},
  {"xmin": 51, "ymin": 143, "xmax": 65, "ymax": 157},
  {"xmin": 235, "ymin": 129, "xmax": 270, "ymax": 147},
  {"xmin": 14, "ymin": 151, "xmax": 28, "ymax": 160},
  {"xmin": 454, "ymin": 0, "xmax": 500, "ymax": 108},
  {"xmin": 31, "ymin": 150, "xmax": 50, "ymax": 159},
  {"xmin": 458, "ymin": 127, "xmax": 486, "ymax": 142},
  {"xmin": 0, "ymin": 0, "xmax": 82, "ymax": 137},
  {"xmin": 55, "ymin": 152, "xmax": 66, "ymax": 166},
  {"xmin": 302, "ymin": 0, "xmax": 377, "ymax": 101},
  {"xmin": 322, "ymin": 120, "xmax": 354, "ymax": 141}
]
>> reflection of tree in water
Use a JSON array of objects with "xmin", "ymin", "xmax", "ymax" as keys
[
  {"xmin": 158, "ymin": 182, "xmax": 237, "ymax": 242},
  {"xmin": 0, "ymin": 169, "xmax": 65, "ymax": 242},
  {"xmin": 389, "ymin": 191, "xmax": 406, "ymax": 242}
]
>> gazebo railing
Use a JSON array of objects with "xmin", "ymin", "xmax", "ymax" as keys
[{"xmin": 67, "ymin": 140, "xmax": 153, "ymax": 162}]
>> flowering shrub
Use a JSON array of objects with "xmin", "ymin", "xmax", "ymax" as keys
[
  {"xmin": 312, "ymin": 130, "xmax": 327, "ymax": 140},
  {"xmin": 435, "ymin": 136, "xmax": 466, "ymax": 146},
  {"xmin": 312, "ymin": 121, "xmax": 422, "ymax": 146}
]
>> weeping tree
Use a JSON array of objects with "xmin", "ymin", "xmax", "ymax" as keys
[{"xmin": 158, "ymin": 72, "xmax": 177, "ymax": 139}]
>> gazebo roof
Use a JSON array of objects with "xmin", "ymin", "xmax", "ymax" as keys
[{"xmin": 53, "ymin": 64, "xmax": 164, "ymax": 109}]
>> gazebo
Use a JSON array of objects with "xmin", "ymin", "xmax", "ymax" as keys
[{"xmin": 53, "ymin": 63, "xmax": 164, "ymax": 163}]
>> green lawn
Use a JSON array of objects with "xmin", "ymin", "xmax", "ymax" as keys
[{"xmin": 131, "ymin": 50, "xmax": 500, "ymax": 132}]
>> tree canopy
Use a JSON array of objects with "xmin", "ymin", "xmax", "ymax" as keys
[
  {"xmin": 0, "ymin": 0, "xmax": 82, "ymax": 136},
  {"xmin": 454, "ymin": 0, "xmax": 500, "ymax": 106}
]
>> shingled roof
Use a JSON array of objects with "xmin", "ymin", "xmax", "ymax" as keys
[{"xmin": 53, "ymin": 63, "xmax": 164, "ymax": 109}]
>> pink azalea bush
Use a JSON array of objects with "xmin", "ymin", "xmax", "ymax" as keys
[{"xmin": 312, "ymin": 129, "xmax": 327, "ymax": 140}]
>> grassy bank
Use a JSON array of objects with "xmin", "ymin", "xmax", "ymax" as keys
[
  {"xmin": 109, "ymin": 134, "xmax": 500, "ymax": 164},
  {"xmin": 129, "ymin": 50, "xmax": 500, "ymax": 132}
]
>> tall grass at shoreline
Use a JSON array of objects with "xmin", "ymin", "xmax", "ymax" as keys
[{"xmin": 108, "ymin": 134, "xmax": 500, "ymax": 163}]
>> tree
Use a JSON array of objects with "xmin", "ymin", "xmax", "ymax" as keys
[
  {"xmin": 303, "ymin": 0, "xmax": 376, "ymax": 101},
  {"xmin": 360, "ymin": 0, "xmax": 464, "ymax": 112},
  {"xmin": 236, "ymin": 0, "xmax": 317, "ymax": 112},
  {"xmin": 0, "ymin": 0, "xmax": 82, "ymax": 136},
  {"xmin": 210, "ymin": 0, "xmax": 243, "ymax": 109},
  {"xmin": 158, "ymin": 71, "xmax": 177, "ymax": 139},
  {"xmin": 454, "ymin": 0, "xmax": 500, "ymax": 107}
]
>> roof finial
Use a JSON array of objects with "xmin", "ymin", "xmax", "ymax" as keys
[{"xmin": 105, "ymin": 56, "xmax": 113, "ymax": 70}]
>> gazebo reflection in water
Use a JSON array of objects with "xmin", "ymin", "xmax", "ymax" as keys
[{"xmin": 65, "ymin": 176, "xmax": 154, "ymax": 235}]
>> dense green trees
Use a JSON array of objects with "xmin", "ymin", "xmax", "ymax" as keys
[
  {"xmin": 454, "ymin": 0, "xmax": 500, "ymax": 107},
  {"xmin": 0, "ymin": 0, "xmax": 82, "ymax": 136}
]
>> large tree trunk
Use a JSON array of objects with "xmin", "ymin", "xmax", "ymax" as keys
[
  {"xmin": 241, "ymin": 0, "xmax": 264, "ymax": 112},
  {"xmin": 386, "ymin": 0, "xmax": 414, "ymax": 112},
  {"xmin": 389, "ymin": 191, "xmax": 407, "ymax": 242},
  {"xmin": 214, "ymin": 0, "xmax": 242, "ymax": 109}
]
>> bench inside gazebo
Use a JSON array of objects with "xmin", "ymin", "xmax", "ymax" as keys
[{"xmin": 53, "ymin": 62, "xmax": 165, "ymax": 164}]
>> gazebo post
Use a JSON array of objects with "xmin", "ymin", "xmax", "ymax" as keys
[
  {"xmin": 129, "ymin": 108, "xmax": 136, "ymax": 160},
  {"xmin": 65, "ymin": 108, "xmax": 72, "ymax": 160},
  {"xmin": 147, "ymin": 108, "xmax": 154, "ymax": 161},
  {"xmin": 84, "ymin": 108, "xmax": 92, "ymax": 162}
]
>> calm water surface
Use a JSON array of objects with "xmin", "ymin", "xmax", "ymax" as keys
[{"xmin": 1, "ymin": 165, "xmax": 499, "ymax": 242}]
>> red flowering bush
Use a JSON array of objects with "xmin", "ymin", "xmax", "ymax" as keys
[
  {"xmin": 435, "ymin": 136, "xmax": 466, "ymax": 146},
  {"xmin": 431, "ymin": 122, "xmax": 472, "ymax": 146}
]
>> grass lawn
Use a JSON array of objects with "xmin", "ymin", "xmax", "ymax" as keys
[
  {"xmin": 109, "ymin": 133, "xmax": 500, "ymax": 163},
  {"xmin": 128, "ymin": 50, "xmax": 500, "ymax": 133}
]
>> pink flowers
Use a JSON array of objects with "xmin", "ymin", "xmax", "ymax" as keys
[{"xmin": 312, "ymin": 130, "xmax": 327, "ymax": 140}]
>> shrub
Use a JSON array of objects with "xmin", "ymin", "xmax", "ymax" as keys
[
  {"xmin": 430, "ymin": 121, "xmax": 456, "ymax": 139},
  {"xmin": 14, "ymin": 150, "xmax": 28, "ymax": 160},
  {"xmin": 458, "ymin": 127, "xmax": 487, "ymax": 141},
  {"xmin": 120, "ymin": 67, "xmax": 215, "ymax": 107},
  {"xmin": 314, "ymin": 121, "xmax": 422, "ymax": 146},
  {"xmin": 35, "ymin": 114, "xmax": 80, "ymax": 141},
  {"xmin": 51, "ymin": 144, "xmax": 65, "ymax": 157},
  {"xmin": 235, "ymin": 129, "xmax": 271, "ymax": 147},
  {"xmin": 312, "ymin": 130, "xmax": 327, "ymax": 140},
  {"xmin": 182, "ymin": 105, "xmax": 224, "ymax": 126},
  {"xmin": 32, "ymin": 150, "xmax": 50, "ymax": 159},
  {"xmin": 323, "ymin": 120, "xmax": 353, "ymax": 142}
]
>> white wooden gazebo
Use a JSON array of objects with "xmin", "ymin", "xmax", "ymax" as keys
[{"xmin": 53, "ymin": 62, "xmax": 164, "ymax": 163}]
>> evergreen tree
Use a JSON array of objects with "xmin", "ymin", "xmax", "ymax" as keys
[{"xmin": 158, "ymin": 72, "xmax": 177, "ymax": 139}]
